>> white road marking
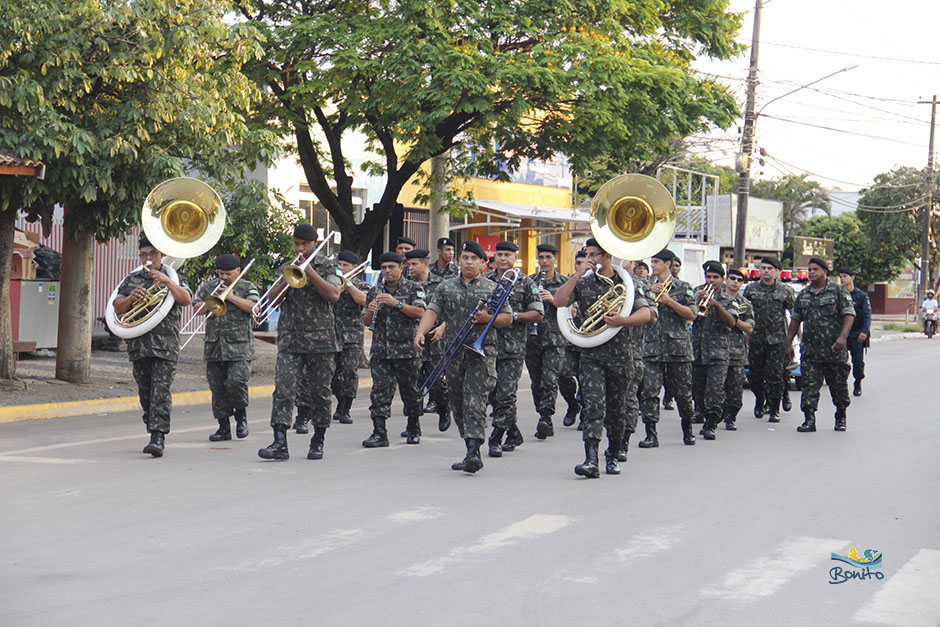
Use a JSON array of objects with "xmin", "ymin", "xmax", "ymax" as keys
[
  {"xmin": 561, "ymin": 523, "xmax": 686, "ymax": 584},
  {"xmin": 700, "ymin": 536, "xmax": 848, "ymax": 602},
  {"xmin": 399, "ymin": 514, "xmax": 573, "ymax": 577},
  {"xmin": 853, "ymin": 549, "xmax": 940, "ymax": 627},
  {"xmin": 0, "ymin": 455, "xmax": 94, "ymax": 464}
]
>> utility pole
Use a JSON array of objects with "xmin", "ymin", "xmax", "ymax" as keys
[
  {"xmin": 919, "ymin": 95, "xmax": 937, "ymax": 311},
  {"xmin": 733, "ymin": 0, "xmax": 763, "ymax": 269}
]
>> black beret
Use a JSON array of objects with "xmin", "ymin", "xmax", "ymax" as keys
[
  {"xmin": 575, "ymin": 248, "xmax": 587, "ymax": 259},
  {"xmin": 462, "ymin": 240, "xmax": 486, "ymax": 260},
  {"xmin": 672, "ymin": 257, "xmax": 682, "ymax": 266},
  {"xmin": 379, "ymin": 251, "xmax": 403, "ymax": 264},
  {"xmin": 405, "ymin": 248, "xmax": 430, "ymax": 260},
  {"xmin": 761, "ymin": 256, "xmax": 782, "ymax": 270},
  {"xmin": 396, "ymin": 236, "xmax": 416, "ymax": 247},
  {"xmin": 838, "ymin": 268, "xmax": 855, "ymax": 276},
  {"xmin": 495, "ymin": 241, "xmax": 519, "ymax": 252},
  {"xmin": 337, "ymin": 250, "xmax": 360, "ymax": 264},
  {"xmin": 138, "ymin": 235, "xmax": 153, "ymax": 250},
  {"xmin": 536, "ymin": 243, "xmax": 560, "ymax": 254},
  {"xmin": 807, "ymin": 257, "xmax": 829, "ymax": 271},
  {"xmin": 652, "ymin": 249, "xmax": 675, "ymax": 262},
  {"xmin": 703, "ymin": 260, "xmax": 725, "ymax": 276},
  {"xmin": 215, "ymin": 254, "xmax": 240, "ymax": 271},
  {"xmin": 294, "ymin": 223, "xmax": 318, "ymax": 241},
  {"xmin": 727, "ymin": 268, "xmax": 746, "ymax": 280},
  {"xmin": 437, "ymin": 237, "xmax": 455, "ymax": 248},
  {"xmin": 635, "ymin": 261, "xmax": 649, "ymax": 272}
]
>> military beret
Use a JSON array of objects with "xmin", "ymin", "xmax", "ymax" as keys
[
  {"xmin": 672, "ymin": 257, "xmax": 682, "ymax": 266},
  {"xmin": 495, "ymin": 241, "xmax": 519, "ymax": 252},
  {"xmin": 396, "ymin": 236, "xmax": 417, "ymax": 247},
  {"xmin": 635, "ymin": 261, "xmax": 649, "ymax": 272},
  {"xmin": 215, "ymin": 254, "xmax": 240, "ymax": 271},
  {"xmin": 536, "ymin": 243, "xmax": 560, "ymax": 254},
  {"xmin": 337, "ymin": 249, "xmax": 360, "ymax": 264},
  {"xmin": 293, "ymin": 223, "xmax": 318, "ymax": 241},
  {"xmin": 379, "ymin": 251, "xmax": 403, "ymax": 264},
  {"xmin": 575, "ymin": 248, "xmax": 587, "ymax": 260},
  {"xmin": 651, "ymin": 249, "xmax": 675, "ymax": 262},
  {"xmin": 405, "ymin": 248, "xmax": 430, "ymax": 260},
  {"xmin": 462, "ymin": 240, "xmax": 486, "ymax": 260},
  {"xmin": 838, "ymin": 268, "xmax": 855, "ymax": 276},
  {"xmin": 807, "ymin": 257, "xmax": 829, "ymax": 271},
  {"xmin": 761, "ymin": 256, "xmax": 782, "ymax": 270},
  {"xmin": 138, "ymin": 235, "xmax": 153, "ymax": 250},
  {"xmin": 727, "ymin": 268, "xmax": 746, "ymax": 280},
  {"xmin": 702, "ymin": 260, "xmax": 725, "ymax": 276},
  {"xmin": 437, "ymin": 237, "xmax": 455, "ymax": 249}
]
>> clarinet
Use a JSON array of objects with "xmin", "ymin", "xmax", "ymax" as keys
[
  {"xmin": 529, "ymin": 270, "xmax": 546, "ymax": 336},
  {"xmin": 368, "ymin": 277, "xmax": 386, "ymax": 331}
]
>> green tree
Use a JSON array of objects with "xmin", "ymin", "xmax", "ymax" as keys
[
  {"xmin": 0, "ymin": 0, "xmax": 277, "ymax": 381},
  {"xmin": 750, "ymin": 174, "xmax": 830, "ymax": 241},
  {"xmin": 801, "ymin": 213, "xmax": 901, "ymax": 285},
  {"xmin": 237, "ymin": 0, "xmax": 743, "ymax": 256}
]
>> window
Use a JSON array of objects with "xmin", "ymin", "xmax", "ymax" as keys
[{"xmin": 402, "ymin": 208, "xmax": 430, "ymax": 249}]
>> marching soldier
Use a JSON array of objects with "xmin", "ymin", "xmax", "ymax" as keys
[
  {"xmin": 192, "ymin": 254, "xmax": 259, "ymax": 442},
  {"xmin": 485, "ymin": 241, "xmax": 544, "ymax": 457},
  {"xmin": 691, "ymin": 261, "xmax": 739, "ymax": 441},
  {"xmin": 789, "ymin": 258, "xmax": 855, "ymax": 432},
  {"xmin": 362, "ymin": 252, "xmax": 427, "ymax": 446},
  {"xmin": 639, "ymin": 249, "xmax": 698, "ymax": 447},
  {"xmin": 331, "ymin": 250, "xmax": 368, "ymax": 424},
  {"xmin": 742, "ymin": 256, "xmax": 796, "ymax": 423},
  {"xmin": 415, "ymin": 240, "xmax": 512, "ymax": 473},
  {"xmin": 558, "ymin": 249, "xmax": 587, "ymax": 428},
  {"xmin": 395, "ymin": 236, "xmax": 416, "ymax": 260},
  {"xmin": 430, "ymin": 237, "xmax": 459, "ymax": 279},
  {"xmin": 258, "ymin": 224, "xmax": 342, "ymax": 461},
  {"xmin": 661, "ymin": 256, "xmax": 683, "ymax": 411},
  {"xmin": 722, "ymin": 268, "xmax": 755, "ymax": 430},
  {"xmin": 621, "ymin": 260, "xmax": 658, "ymax": 461},
  {"xmin": 838, "ymin": 268, "xmax": 871, "ymax": 396},
  {"xmin": 405, "ymin": 249, "xmax": 451, "ymax": 432},
  {"xmin": 112, "ymin": 236, "xmax": 192, "ymax": 457},
  {"xmin": 524, "ymin": 243, "xmax": 567, "ymax": 441},
  {"xmin": 555, "ymin": 238, "xmax": 652, "ymax": 478}
]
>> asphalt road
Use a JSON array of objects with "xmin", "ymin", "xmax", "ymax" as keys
[{"xmin": 1, "ymin": 339, "xmax": 939, "ymax": 627}]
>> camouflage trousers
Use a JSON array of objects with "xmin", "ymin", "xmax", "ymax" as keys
[
  {"xmin": 370, "ymin": 356, "xmax": 423, "ymax": 419},
  {"xmin": 490, "ymin": 356, "xmax": 525, "ymax": 430},
  {"xmin": 524, "ymin": 342, "xmax": 564, "ymax": 418},
  {"xmin": 206, "ymin": 360, "xmax": 252, "ymax": 421},
  {"xmin": 625, "ymin": 357, "xmax": 644, "ymax": 435},
  {"xmin": 640, "ymin": 359, "xmax": 694, "ymax": 423},
  {"xmin": 331, "ymin": 343, "xmax": 362, "ymax": 399},
  {"xmin": 800, "ymin": 360, "xmax": 851, "ymax": 412},
  {"xmin": 420, "ymin": 357, "xmax": 448, "ymax": 413},
  {"xmin": 748, "ymin": 342, "xmax": 789, "ymax": 401},
  {"xmin": 132, "ymin": 357, "xmax": 176, "ymax": 434},
  {"xmin": 579, "ymin": 356, "xmax": 633, "ymax": 442},
  {"xmin": 558, "ymin": 347, "xmax": 581, "ymax": 414},
  {"xmin": 723, "ymin": 365, "xmax": 747, "ymax": 417},
  {"xmin": 445, "ymin": 350, "xmax": 496, "ymax": 440},
  {"xmin": 692, "ymin": 362, "xmax": 729, "ymax": 419},
  {"xmin": 272, "ymin": 350, "xmax": 335, "ymax": 429}
]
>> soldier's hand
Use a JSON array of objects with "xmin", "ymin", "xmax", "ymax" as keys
[
  {"xmin": 539, "ymin": 289, "xmax": 554, "ymax": 304},
  {"xmin": 472, "ymin": 309, "xmax": 493, "ymax": 324},
  {"xmin": 832, "ymin": 336, "xmax": 847, "ymax": 352},
  {"xmin": 414, "ymin": 334, "xmax": 425, "ymax": 352},
  {"xmin": 429, "ymin": 326, "xmax": 444, "ymax": 342},
  {"xmin": 786, "ymin": 344, "xmax": 795, "ymax": 360},
  {"xmin": 149, "ymin": 269, "xmax": 170, "ymax": 285},
  {"xmin": 603, "ymin": 312, "xmax": 625, "ymax": 328},
  {"xmin": 376, "ymin": 293, "xmax": 395, "ymax": 306},
  {"xmin": 130, "ymin": 287, "xmax": 147, "ymax": 302},
  {"xmin": 368, "ymin": 300, "xmax": 379, "ymax": 313}
]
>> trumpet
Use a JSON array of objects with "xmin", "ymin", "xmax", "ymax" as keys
[
  {"xmin": 696, "ymin": 284, "xmax": 717, "ymax": 316},
  {"xmin": 253, "ymin": 232, "xmax": 336, "ymax": 324},
  {"xmin": 180, "ymin": 259, "xmax": 255, "ymax": 350},
  {"xmin": 653, "ymin": 274, "xmax": 674, "ymax": 304}
]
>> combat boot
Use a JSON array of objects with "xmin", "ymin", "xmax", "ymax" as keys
[
  {"xmin": 362, "ymin": 417, "xmax": 390, "ymax": 448},
  {"xmin": 574, "ymin": 440, "xmax": 600, "ymax": 478},
  {"xmin": 853, "ymin": 380, "xmax": 862, "ymax": 397},
  {"xmin": 563, "ymin": 403, "xmax": 579, "ymax": 427},
  {"xmin": 535, "ymin": 415, "xmax": 552, "ymax": 440},
  {"xmin": 307, "ymin": 426, "xmax": 327, "ymax": 459},
  {"xmin": 681, "ymin": 417, "xmax": 696, "ymax": 445},
  {"xmin": 724, "ymin": 408, "xmax": 738, "ymax": 431},
  {"xmin": 767, "ymin": 397, "xmax": 781, "ymax": 423},
  {"xmin": 337, "ymin": 397, "xmax": 354, "ymax": 424},
  {"xmin": 487, "ymin": 427, "xmax": 505, "ymax": 457},
  {"xmin": 209, "ymin": 417, "xmax": 232, "ymax": 442},
  {"xmin": 438, "ymin": 404, "xmax": 451, "ymax": 432},
  {"xmin": 753, "ymin": 394, "xmax": 765, "ymax": 419},
  {"xmin": 405, "ymin": 416, "xmax": 421, "ymax": 444},
  {"xmin": 702, "ymin": 414, "xmax": 718, "ymax": 440},
  {"xmin": 691, "ymin": 409, "xmax": 705, "ymax": 424},
  {"xmin": 143, "ymin": 432, "xmax": 165, "ymax": 457},
  {"xmin": 782, "ymin": 389, "xmax": 793, "ymax": 411},
  {"xmin": 604, "ymin": 438, "xmax": 622, "ymax": 475},
  {"xmin": 424, "ymin": 399, "xmax": 437, "ymax": 414},
  {"xmin": 501, "ymin": 424, "xmax": 524, "ymax": 452},
  {"xmin": 618, "ymin": 431, "xmax": 630, "ymax": 462},
  {"xmin": 258, "ymin": 425, "xmax": 289, "ymax": 460},
  {"xmin": 637, "ymin": 422, "xmax": 659, "ymax": 448},
  {"xmin": 797, "ymin": 411, "xmax": 817, "ymax": 432},
  {"xmin": 234, "ymin": 408, "xmax": 249, "ymax": 438},
  {"xmin": 452, "ymin": 438, "xmax": 483, "ymax": 473},
  {"xmin": 834, "ymin": 408, "xmax": 847, "ymax": 431},
  {"xmin": 332, "ymin": 397, "xmax": 344, "ymax": 422},
  {"xmin": 662, "ymin": 395, "xmax": 674, "ymax": 411},
  {"xmin": 293, "ymin": 406, "xmax": 311, "ymax": 434}
]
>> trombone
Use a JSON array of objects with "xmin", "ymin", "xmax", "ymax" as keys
[
  {"xmin": 696, "ymin": 284, "xmax": 716, "ymax": 317},
  {"xmin": 253, "ymin": 231, "xmax": 336, "ymax": 324},
  {"xmin": 180, "ymin": 259, "xmax": 255, "ymax": 350},
  {"xmin": 341, "ymin": 260, "xmax": 370, "ymax": 290}
]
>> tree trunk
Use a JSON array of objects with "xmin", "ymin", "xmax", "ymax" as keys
[
  {"xmin": 55, "ymin": 205, "xmax": 94, "ymax": 383},
  {"xmin": 0, "ymin": 208, "xmax": 16, "ymax": 379}
]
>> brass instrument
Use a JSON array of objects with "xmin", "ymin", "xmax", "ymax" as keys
[
  {"xmin": 567, "ymin": 273, "xmax": 628, "ymax": 337},
  {"xmin": 180, "ymin": 259, "xmax": 256, "ymax": 350},
  {"xmin": 653, "ymin": 274, "xmax": 674, "ymax": 304},
  {"xmin": 341, "ymin": 260, "xmax": 371, "ymax": 290},
  {"xmin": 253, "ymin": 231, "xmax": 336, "ymax": 324},
  {"xmin": 696, "ymin": 284, "xmax": 717, "ymax": 317}
]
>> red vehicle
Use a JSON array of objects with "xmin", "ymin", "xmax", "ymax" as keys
[
  {"xmin": 779, "ymin": 269, "xmax": 793, "ymax": 281},
  {"xmin": 748, "ymin": 268, "xmax": 761, "ymax": 280}
]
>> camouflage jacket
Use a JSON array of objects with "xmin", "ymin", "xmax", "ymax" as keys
[
  {"xmin": 367, "ymin": 277, "xmax": 426, "ymax": 359},
  {"xmin": 628, "ymin": 275, "xmax": 655, "ymax": 360},
  {"xmin": 691, "ymin": 290, "xmax": 739, "ymax": 364},
  {"xmin": 743, "ymin": 280, "xmax": 795, "ymax": 345},
  {"xmin": 194, "ymin": 278, "xmax": 259, "ymax": 362},
  {"xmin": 427, "ymin": 273, "xmax": 511, "ymax": 355},
  {"xmin": 792, "ymin": 281, "xmax": 855, "ymax": 363},
  {"xmin": 430, "ymin": 260, "xmax": 459, "ymax": 280},
  {"xmin": 570, "ymin": 270, "xmax": 650, "ymax": 365},
  {"xmin": 277, "ymin": 253, "xmax": 342, "ymax": 354},
  {"xmin": 727, "ymin": 291, "xmax": 755, "ymax": 366},
  {"xmin": 486, "ymin": 270, "xmax": 544, "ymax": 357},
  {"xmin": 117, "ymin": 266, "xmax": 192, "ymax": 362},
  {"xmin": 415, "ymin": 273, "xmax": 445, "ymax": 359},
  {"xmin": 334, "ymin": 277, "xmax": 369, "ymax": 346},
  {"xmin": 526, "ymin": 270, "xmax": 568, "ymax": 349},
  {"xmin": 643, "ymin": 278, "xmax": 695, "ymax": 362}
]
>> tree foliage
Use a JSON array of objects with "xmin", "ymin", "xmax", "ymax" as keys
[
  {"xmin": 237, "ymin": 0, "xmax": 744, "ymax": 256},
  {"xmin": 750, "ymin": 174, "xmax": 830, "ymax": 241},
  {"xmin": 801, "ymin": 213, "xmax": 899, "ymax": 285}
]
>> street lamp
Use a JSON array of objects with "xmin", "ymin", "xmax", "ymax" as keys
[{"xmin": 732, "ymin": 63, "xmax": 859, "ymax": 268}]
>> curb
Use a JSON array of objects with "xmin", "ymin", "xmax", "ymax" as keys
[{"xmin": 870, "ymin": 332, "xmax": 924, "ymax": 344}]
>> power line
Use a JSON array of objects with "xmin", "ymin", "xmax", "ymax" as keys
[
  {"xmin": 760, "ymin": 114, "xmax": 926, "ymax": 147},
  {"xmin": 736, "ymin": 38, "xmax": 940, "ymax": 67}
]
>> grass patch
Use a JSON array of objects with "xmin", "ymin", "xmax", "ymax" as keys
[{"xmin": 883, "ymin": 323, "xmax": 922, "ymax": 332}]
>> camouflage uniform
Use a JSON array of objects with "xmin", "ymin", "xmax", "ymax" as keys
[
  {"xmin": 194, "ymin": 278, "xmax": 259, "ymax": 421},
  {"xmin": 524, "ymin": 271, "xmax": 568, "ymax": 420},
  {"xmin": 366, "ymin": 277, "xmax": 426, "ymax": 420},
  {"xmin": 117, "ymin": 268, "xmax": 192, "ymax": 434},
  {"xmin": 743, "ymin": 280, "xmax": 796, "ymax": 405},
  {"xmin": 626, "ymin": 276, "xmax": 654, "ymax": 436},
  {"xmin": 427, "ymin": 273, "xmax": 511, "ymax": 440},
  {"xmin": 430, "ymin": 260, "xmax": 459, "ymax": 280},
  {"xmin": 330, "ymin": 277, "xmax": 368, "ymax": 400},
  {"xmin": 271, "ymin": 254, "xmax": 342, "ymax": 429},
  {"xmin": 792, "ymin": 282, "xmax": 855, "ymax": 412},
  {"xmin": 724, "ymin": 293, "xmax": 755, "ymax": 422},
  {"xmin": 691, "ymin": 291, "xmax": 739, "ymax": 422},
  {"xmin": 485, "ymin": 270, "xmax": 544, "ymax": 431},
  {"xmin": 416, "ymin": 272, "xmax": 447, "ymax": 413}
]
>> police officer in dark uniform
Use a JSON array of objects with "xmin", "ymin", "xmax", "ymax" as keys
[
  {"xmin": 193, "ymin": 254, "xmax": 259, "ymax": 442},
  {"xmin": 330, "ymin": 250, "xmax": 368, "ymax": 424},
  {"xmin": 789, "ymin": 257, "xmax": 856, "ymax": 432},
  {"xmin": 722, "ymin": 267, "xmax": 754, "ymax": 430},
  {"xmin": 258, "ymin": 224, "xmax": 342, "ymax": 461},
  {"xmin": 113, "ymin": 236, "xmax": 193, "ymax": 457},
  {"xmin": 362, "ymin": 252, "xmax": 427, "ymax": 446},
  {"xmin": 838, "ymin": 268, "xmax": 871, "ymax": 396},
  {"xmin": 431, "ymin": 237, "xmax": 459, "ymax": 279}
]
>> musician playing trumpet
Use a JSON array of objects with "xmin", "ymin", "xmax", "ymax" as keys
[{"xmin": 112, "ymin": 236, "xmax": 192, "ymax": 457}]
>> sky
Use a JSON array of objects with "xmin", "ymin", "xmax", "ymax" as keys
[{"xmin": 692, "ymin": 0, "xmax": 940, "ymax": 200}]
